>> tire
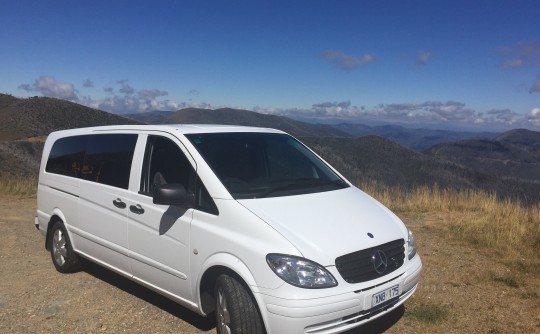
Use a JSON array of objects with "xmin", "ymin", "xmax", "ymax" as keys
[
  {"xmin": 49, "ymin": 221, "xmax": 81, "ymax": 273},
  {"xmin": 215, "ymin": 274, "xmax": 265, "ymax": 334}
]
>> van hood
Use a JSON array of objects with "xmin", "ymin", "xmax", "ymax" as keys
[{"xmin": 237, "ymin": 186, "xmax": 407, "ymax": 266}]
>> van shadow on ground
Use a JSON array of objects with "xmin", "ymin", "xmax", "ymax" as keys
[
  {"xmin": 83, "ymin": 260, "xmax": 215, "ymax": 331},
  {"xmin": 83, "ymin": 260, "xmax": 404, "ymax": 333}
]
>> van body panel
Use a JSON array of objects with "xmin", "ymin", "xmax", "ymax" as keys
[
  {"xmin": 77, "ymin": 181, "xmax": 132, "ymax": 273},
  {"xmin": 126, "ymin": 191, "xmax": 194, "ymax": 300},
  {"xmin": 37, "ymin": 176, "xmax": 80, "ymax": 249},
  {"xmin": 238, "ymin": 186, "xmax": 406, "ymax": 266},
  {"xmin": 190, "ymin": 198, "xmax": 301, "ymax": 290}
]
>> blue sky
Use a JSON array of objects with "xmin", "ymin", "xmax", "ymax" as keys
[{"xmin": 1, "ymin": 0, "xmax": 540, "ymax": 130}]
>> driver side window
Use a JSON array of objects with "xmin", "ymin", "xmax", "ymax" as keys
[{"xmin": 140, "ymin": 136, "xmax": 218, "ymax": 215}]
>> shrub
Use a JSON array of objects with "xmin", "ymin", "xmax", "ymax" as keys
[{"xmin": 0, "ymin": 177, "xmax": 37, "ymax": 197}]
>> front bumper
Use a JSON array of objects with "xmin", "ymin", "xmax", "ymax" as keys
[{"xmin": 259, "ymin": 254, "xmax": 422, "ymax": 334}]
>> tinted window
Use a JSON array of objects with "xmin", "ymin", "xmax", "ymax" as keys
[
  {"xmin": 46, "ymin": 134, "xmax": 138, "ymax": 189},
  {"xmin": 186, "ymin": 132, "xmax": 348, "ymax": 199},
  {"xmin": 82, "ymin": 135, "xmax": 138, "ymax": 189},
  {"xmin": 46, "ymin": 136, "xmax": 86, "ymax": 178},
  {"xmin": 141, "ymin": 136, "xmax": 218, "ymax": 215}
]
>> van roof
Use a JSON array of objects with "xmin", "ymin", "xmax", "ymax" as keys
[{"xmin": 54, "ymin": 124, "xmax": 285, "ymax": 135}]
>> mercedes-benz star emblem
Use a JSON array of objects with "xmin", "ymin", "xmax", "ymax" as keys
[{"xmin": 372, "ymin": 250, "xmax": 388, "ymax": 274}]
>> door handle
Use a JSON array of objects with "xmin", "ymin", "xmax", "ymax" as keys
[
  {"xmin": 113, "ymin": 198, "xmax": 126, "ymax": 209},
  {"xmin": 130, "ymin": 204, "xmax": 145, "ymax": 215}
]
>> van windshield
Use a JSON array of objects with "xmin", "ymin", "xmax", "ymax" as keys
[{"xmin": 186, "ymin": 132, "xmax": 348, "ymax": 199}]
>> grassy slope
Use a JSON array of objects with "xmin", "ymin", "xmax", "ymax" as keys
[
  {"xmin": 0, "ymin": 94, "xmax": 141, "ymax": 141},
  {"xmin": 303, "ymin": 136, "xmax": 540, "ymax": 203},
  {"xmin": 0, "ymin": 94, "xmax": 142, "ymax": 177},
  {"xmin": 424, "ymin": 129, "xmax": 540, "ymax": 184}
]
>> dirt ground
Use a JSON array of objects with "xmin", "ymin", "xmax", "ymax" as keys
[{"xmin": 1, "ymin": 196, "xmax": 539, "ymax": 333}]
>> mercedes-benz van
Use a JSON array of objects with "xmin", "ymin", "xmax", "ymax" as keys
[{"xmin": 36, "ymin": 125, "xmax": 422, "ymax": 334}]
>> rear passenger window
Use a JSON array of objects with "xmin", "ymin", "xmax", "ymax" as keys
[
  {"xmin": 82, "ymin": 135, "xmax": 138, "ymax": 189},
  {"xmin": 45, "ymin": 136, "xmax": 86, "ymax": 178},
  {"xmin": 46, "ymin": 134, "xmax": 138, "ymax": 189}
]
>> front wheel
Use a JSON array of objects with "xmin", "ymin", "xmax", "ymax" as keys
[
  {"xmin": 49, "ymin": 221, "xmax": 81, "ymax": 273},
  {"xmin": 215, "ymin": 274, "xmax": 265, "ymax": 334}
]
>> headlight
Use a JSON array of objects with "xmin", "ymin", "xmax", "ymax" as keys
[
  {"xmin": 407, "ymin": 228, "xmax": 417, "ymax": 260},
  {"xmin": 266, "ymin": 254, "xmax": 338, "ymax": 288}
]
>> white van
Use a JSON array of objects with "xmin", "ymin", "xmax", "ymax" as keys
[{"xmin": 36, "ymin": 125, "xmax": 421, "ymax": 334}]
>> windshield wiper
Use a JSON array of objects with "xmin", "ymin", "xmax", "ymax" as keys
[{"xmin": 256, "ymin": 178, "xmax": 347, "ymax": 198}]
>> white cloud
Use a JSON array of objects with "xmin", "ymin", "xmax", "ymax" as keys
[
  {"xmin": 257, "ymin": 100, "xmax": 540, "ymax": 130},
  {"xmin": 503, "ymin": 59, "xmax": 524, "ymax": 69},
  {"xmin": 18, "ymin": 76, "xmax": 79, "ymax": 100},
  {"xmin": 416, "ymin": 51, "xmax": 431, "ymax": 65},
  {"xmin": 484, "ymin": 109, "xmax": 521, "ymax": 125},
  {"xmin": 138, "ymin": 89, "xmax": 168, "ymax": 99},
  {"xmin": 322, "ymin": 50, "xmax": 376, "ymax": 71},
  {"xmin": 529, "ymin": 107, "xmax": 540, "ymax": 117},
  {"xmin": 119, "ymin": 83, "xmax": 135, "ymax": 94},
  {"xmin": 17, "ymin": 76, "xmax": 205, "ymax": 114},
  {"xmin": 529, "ymin": 75, "xmax": 540, "ymax": 93},
  {"xmin": 83, "ymin": 79, "xmax": 94, "ymax": 88},
  {"xmin": 83, "ymin": 80, "xmax": 213, "ymax": 114},
  {"xmin": 526, "ymin": 107, "xmax": 540, "ymax": 126},
  {"xmin": 500, "ymin": 40, "xmax": 540, "ymax": 69}
]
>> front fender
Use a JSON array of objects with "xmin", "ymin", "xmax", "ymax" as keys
[
  {"xmin": 197, "ymin": 252, "xmax": 260, "ymax": 295},
  {"xmin": 195, "ymin": 252, "xmax": 272, "ymax": 333}
]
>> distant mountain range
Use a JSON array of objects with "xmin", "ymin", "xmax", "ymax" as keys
[
  {"xmin": 330, "ymin": 123, "xmax": 499, "ymax": 151},
  {"xmin": 127, "ymin": 109, "xmax": 500, "ymax": 150},
  {"xmin": 424, "ymin": 129, "xmax": 540, "ymax": 185},
  {"xmin": 303, "ymin": 136, "xmax": 540, "ymax": 203},
  {"xmin": 126, "ymin": 108, "xmax": 347, "ymax": 138},
  {"xmin": 1, "ymin": 94, "xmax": 539, "ymax": 203}
]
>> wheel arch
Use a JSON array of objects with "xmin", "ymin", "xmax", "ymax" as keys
[
  {"xmin": 45, "ymin": 209, "xmax": 67, "ymax": 250},
  {"xmin": 197, "ymin": 253, "xmax": 261, "ymax": 315}
]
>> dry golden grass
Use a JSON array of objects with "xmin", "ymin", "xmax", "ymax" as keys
[
  {"xmin": 361, "ymin": 182, "xmax": 540, "ymax": 272},
  {"xmin": 0, "ymin": 177, "xmax": 37, "ymax": 197}
]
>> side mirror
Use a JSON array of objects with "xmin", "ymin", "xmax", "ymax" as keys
[{"xmin": 153, "ymin": 184, "xmax": 193, "ymax": 207}]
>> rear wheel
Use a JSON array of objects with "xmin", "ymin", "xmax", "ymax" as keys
[
  {"xmin": 49, "ymin": 221, "xmax": 81, "ymax": 273},
  {"xmin": 215, "ymin": 274, "xmax": 265, "ymax": 334}
]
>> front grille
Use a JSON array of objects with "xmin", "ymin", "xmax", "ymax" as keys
[{"xmin": 335, "ymin": 239, "xmax": 405, "ymax": 283}]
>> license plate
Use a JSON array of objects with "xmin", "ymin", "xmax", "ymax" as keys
[{"xmin": 372, "ymin": 285, "xmax": 400, "ymax": 307}]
